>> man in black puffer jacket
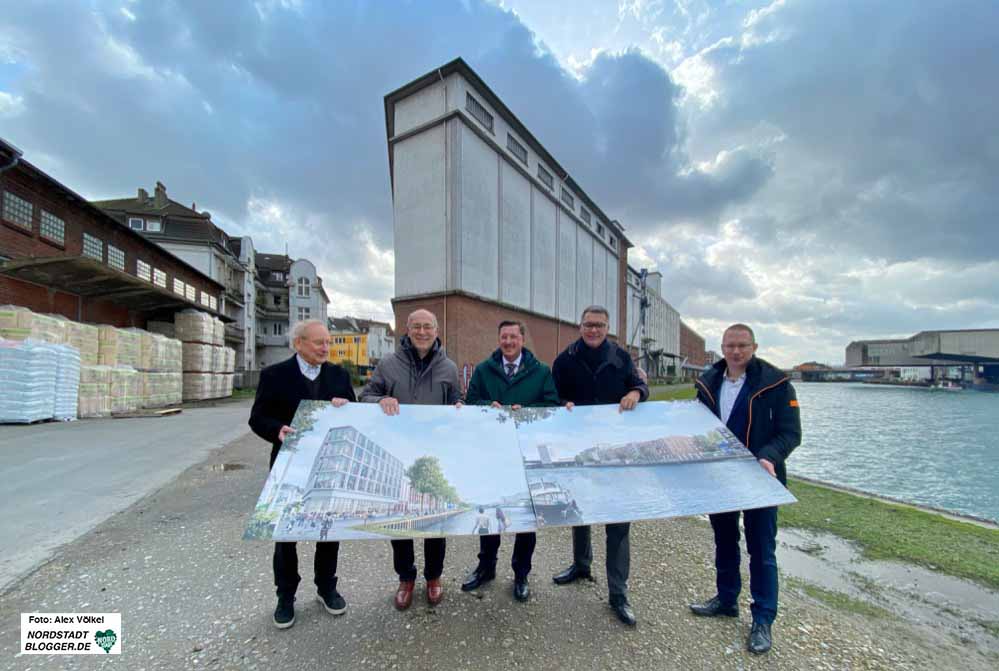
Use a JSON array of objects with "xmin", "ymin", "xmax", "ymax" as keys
[{"xmin": 690, "ymin": 323, "xmax": 801, "ymax": 655}]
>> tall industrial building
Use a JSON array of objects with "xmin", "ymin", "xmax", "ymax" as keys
[{"xmin": 384, "ymin": 58, "xmax": 631, "ymax": 375}]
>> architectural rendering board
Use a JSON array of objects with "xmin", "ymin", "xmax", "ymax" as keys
[
  {"xmin": 244, "ymin": 401, "xmax": 532, "ymax": 541},
  {"xmin": 244, "ymin": 401, "xmax": 796, "ymax": 542},
  {"xmin": 513, "ymin": 401, "xmax": 796, "ymax": 528}
]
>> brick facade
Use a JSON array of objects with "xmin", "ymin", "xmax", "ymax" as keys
[
  {"xmin": 679, "ymin": 320, "xmax": 707, "ymax": 368},
  {"xmin": 0, "ymin": 152, "xmax": 224, "ymax": 327}
]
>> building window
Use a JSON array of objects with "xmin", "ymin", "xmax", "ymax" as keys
[
  {"xmin": 297, "ymin": 277, "xmax": 310, "ymax": 297},
  {"xmin": 200, "ymin": 291, "xmax": 211, "ymax": 307},
  {"xmin": 145, "ymin": 219, "xmax": 162, "ymax": 232},
  {"xmin": 108, "ymin": 245, "xmax": 125, "ymax": 271},
  {"xmin": 537, "ymin": 165, "xmax": 554, "ymax": 190},
  {"xmin": 173, "ymin": 278, "xmax": 186, "ymax": 296},
  {"xmin": 185, "ymin": 284, "xmax": 196, "ymax": 302},
  {"xmin": 271, "ymin": 271, "xmax": 285, "ymax": 282},
  {"xmin": 506, "ymin": 133, "xmax": 528, "ymax": 164},
  {"xmin": 596, "ymin": 222, "xmax": 605, "ymax": 237},
  {"xmin": 40, "ymin": 210, "xmax": 65, "ymax": 244},
  {"xmin": 274, "ymin": 294, "xmax": 282, "ymax": 307},
  {"xmin": 129, "ymin": 217, "xmax": 144, "ymax": 230},
  {"xmin": 209, "ymin": 295, "xmax": 217, "ymax": 311},
  {"xmin": 465, "ymin": 93, "xmax": 494, "ymax": 133},
  {"xmin": 273, "ymin": 323, "xmax": 284, "ymax": 336},
  {"xmin": 580, "ymin": 208, "xmax": 591, "ymax": 226},
  {"xmin": 560, "ymin": 187, "xmax": 574, "ymax": 209},
  {"xmin": 83, "ymin": 233, "xmax": 104, "ymax": 261},
  {"xmin": 297, "ymin": 307, "xmax": 311, "ymax": 322},
  {"xmin": 609, "ymin": 235, "xmax": 616, "ymax": 249},
  {"xmin": 137, "ymin": 259, "xmax": 151, "ymax": 282},
  {"xmin": 153, "ymin": 268, "xmax": 167, "ymax": 288},
  {"xmin": 3, "ymin": 191, "xmax": 33, "ymax": 230}
]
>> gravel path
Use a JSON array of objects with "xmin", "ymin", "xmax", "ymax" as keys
[{"xmin": 1, "ymin": 432, "xmax": 994, "ymax": 670}]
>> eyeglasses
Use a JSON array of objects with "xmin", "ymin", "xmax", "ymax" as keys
[
  {"xmin": 582, "ymin": 322, "xmax": 608, "ymax": 330},
  {"xmin": 722, "ymin": 343, "xmax": 754, "ymax": 351},
  {"xmin": 409, "ymin": 323, "xmax": 437, "ymax": 332}
]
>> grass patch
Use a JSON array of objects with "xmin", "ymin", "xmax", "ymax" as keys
[
  {"xmin": 786, "ymin": 576, "xmax": 891, "ymax": 619},
  {"xmin": 231, "ymin": 387, "xmax": 257, "ymax": 400},
  {"xmin": 783, "ymin": 478, "xmax": 999, "ymax": 590},
  {"xmin": 649, "ymin": 385, "xmax": 697, "ymax": 401}
]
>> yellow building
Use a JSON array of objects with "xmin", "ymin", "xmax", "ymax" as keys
[{"xmin": 329, "ymin": 332, "xmax": 369, "ymax": 368}]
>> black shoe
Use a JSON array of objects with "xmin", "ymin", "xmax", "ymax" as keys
[
  {"xmin": 273, "ymin": 595, "xmax": 295, "ymax": 629},
  {"xmin": 689, "ymin": 595, "xmax": 739, "ymax": 618},
  {"xmin": 513, "ymin": 577, "xmax": 530, "ymax": 602},
  {"xmin": 552, "ymin": 565, "xmax": 593, "ymax": 585},
  {"xmin": 317, "ymin": 588, "xmax": 347, "ymax": 615},
  {"xmin": 461, "ymin": 567, "xmax": 496, "ymax": 592},
  {"xmin": 610, "ymin": 597, "xmax": 637, "ymax": 626},
  {"xmin": 748, "ymin": 621, "xmax": 772, "ymax": 654}
]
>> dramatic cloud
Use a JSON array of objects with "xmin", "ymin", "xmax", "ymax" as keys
[{"xmin": 1, "ymin": 0, "xmax": 997, "ymax": 365}]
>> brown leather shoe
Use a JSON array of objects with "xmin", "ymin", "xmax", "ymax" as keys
[
  {"xmin": 426, "ymin": 578, "xmax": 444, "ymax": 606},
  {"xmin": 394, "ymin": 580, "xmax": 415, "ymax": 610}
]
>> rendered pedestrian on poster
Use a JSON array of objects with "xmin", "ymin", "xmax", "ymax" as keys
[
  {"xmin": 248, "ymin": 319, "xmax": 355, "ymax": 630},
  {"xmin": 689, "ymin": 323, "xmax": 802, "ymax": 654}
]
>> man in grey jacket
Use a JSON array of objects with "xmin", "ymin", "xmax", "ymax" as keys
[{"xmin": 360, "ymin": 308, "xmax": 460, "ymax": 610}]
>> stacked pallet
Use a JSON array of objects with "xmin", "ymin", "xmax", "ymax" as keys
[
  {"xmin": 0, "ymin": 339, "xmax": 58, "ymax": 423},
  {"xmin": 177, "ymin": 309, "xmax": 233, "ymax": 401}
]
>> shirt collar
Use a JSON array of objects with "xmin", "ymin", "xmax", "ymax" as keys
[
  {"xmin": 502, "ymin": 352, "xmax": 523, "ymax": 369},
  {"xmin": 297, "ymin": 354, "xmax": 322, "ymax": 373},
  {"xmin": 723, "ymin": 369, "xmax": 746, "ymax": 384}
]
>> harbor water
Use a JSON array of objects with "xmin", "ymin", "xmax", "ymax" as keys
[{"xmin": 791, "ymin": 382, "xmax": 999, "ymax": 523}]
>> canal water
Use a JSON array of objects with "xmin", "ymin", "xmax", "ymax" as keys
[
  {"xmin": 791, "ymin": 382, "xmax": 999, "ymax": 523},
  {"xmin": 430, "ymin": 506, "xmax": 538, "ymax": 534}
]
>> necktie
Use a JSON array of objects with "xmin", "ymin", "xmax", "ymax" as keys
[{"xmin": 505, "ymin": 363, "xmax": 516, "ymax": 378}]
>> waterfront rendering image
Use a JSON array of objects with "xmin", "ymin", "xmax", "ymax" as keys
[
  {"xmin": 514, "ymin": 402, "xmax": 797, "ymax": 527},
  {"xmin": 244, "ymin": 401, "xmax": 534, "ymax": 541}
]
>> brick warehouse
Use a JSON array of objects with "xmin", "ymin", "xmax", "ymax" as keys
[
  {"xmin": 0, "ymin": 138, "xmax": 226, "ymax": 327},
  {"xmin": 384, "ymin": 58, "xmax": 633, "ymax": 383}
]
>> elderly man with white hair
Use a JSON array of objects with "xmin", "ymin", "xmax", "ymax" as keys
[{"xmin": 249, "ymin": 319, "xmax": 356, "ymax": 630}]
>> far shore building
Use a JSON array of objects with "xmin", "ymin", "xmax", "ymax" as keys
[{"xmin": 384, "ymin": 58, "xmax": 632, "ymax": 376}]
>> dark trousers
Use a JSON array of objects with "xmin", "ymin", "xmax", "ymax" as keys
[
  {"xmin": 709, "ymin": 506, "xmax": 779, "ymax": 625},
  {"xmin": 273, "ymin": 541, "xmax": 339, "ymax": 598},
  {"xmin": 477, "ymin": 532, "xmax": 537, "ymax": 579},
  {"xmin": 571, "ymin": 523, "xmax": 631, "ymax": 600},
  {"xmin": 392, "ymin": 538, "xmax": 446, "ymax": 581}
]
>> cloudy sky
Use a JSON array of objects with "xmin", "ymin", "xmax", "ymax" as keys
[{"xmin": 2, "ymin": 0, "xmax": 997, "ymax": 366}]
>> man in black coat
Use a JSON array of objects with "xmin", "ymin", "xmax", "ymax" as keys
[
  {"xmin": 690, "ymin": 323, "xmax": 801, "ymax": 654},
  {"xmin": 249, "ymin": 319, "xmax": 356, "ymax": 630},
  {"xmin": 550, "ymin": 305, "xmax": 648, "ymax": 626}
]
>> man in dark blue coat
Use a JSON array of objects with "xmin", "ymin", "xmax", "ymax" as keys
[
  {"xmin": 550, "ymin": 305, "xmax": 648, "ymax": 626},
  {"xmin": 249, "ymin": 320, "xmax": 356, "ymax": 630},
  {"xmin": 690, "ymin": 323, "xmax": 801, "ymax": 654}
]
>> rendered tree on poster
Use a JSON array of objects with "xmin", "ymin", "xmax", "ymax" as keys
[
  {"xmin": 511, "ymin": 406, "xmax": 559, "ymax": 427},
  {"xmin": 406, "ymin": 456, "xmax": 461, "ymax": 503}
]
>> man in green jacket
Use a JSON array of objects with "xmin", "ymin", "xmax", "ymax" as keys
[{"xmin": 460, "ymin": 319, "xmax": 559, "ymax": 602}]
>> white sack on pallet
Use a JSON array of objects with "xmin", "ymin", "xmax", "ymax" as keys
[
  {"xmin": 0, "ymin": 339, "xmax": 57, "ymax": 423},
  {"xmin": 48, "ymin": 343, "xmax": 81, "ymax": 421}
]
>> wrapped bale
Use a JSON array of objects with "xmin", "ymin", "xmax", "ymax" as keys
[
  {"xmin": 224, "ymin": 347, "xmax": 236, "ymax": 373},
  {"xmin": 97, "ymin": 326, "xmax": 119, "ymax": 366},
  {"xmin": 126, "ymin": 328, "xmax": 155, "ymax": 370},
  {"xmin": 163, "ymin": 337, "xmax": 183, "ymax": 373},
  {"xmin": 213, "ymin": 317, "xmax": 225, "ymax": 346},
  {"xmin": 175, "ymin": 310, "xmax": 214, "ymax": 344},
  {"xmin": 109, "ymin": 366, "xmax": 140, "ymax": 414},
  {"xmin": 146, "ymin": 320, "xmax": 175, "ymax": 339},
  {"xmin": 140, "ymin": 371, "xmax": 171, "ymax": 408},
  {"xmin": 167, "ymin": 372, "xmax": 183, "ymax": 405},
  {"xmin": 183, "ymin": 342, "xmax": 213, "ymax": 372},
  {"xmin": 210, "ymin": 345, "xmax": 225, "ymax": 373},
  {"xmin": 222, "ymin": 373, "xmax": 234, "ymax": 397},
  {"xmin": 49, "ymin": 343, "xmax": 81, "ymax": 421},
  {"xmin": 0, "ymin": 307, "xmax": 65, "ymax": 344},
  {"xmin": 78, "ymin": 365, "xmax": 112, "ymax": 418},
  {"xmin": 0, "ymin": 339, "xmax": 57, "ymax": 423},
  {"xmin": 62, "ymin": 320, "xmax": 99, "ymax": 366},
  {"xmin": 183, "ymin": 372, "xmax": 213, "ymax": 401}
]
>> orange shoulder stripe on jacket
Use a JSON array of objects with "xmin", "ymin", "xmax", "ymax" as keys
[
  {"xmin": 694, "ymin": 378, "xmax": 715, "ymax": 408},
  {"xmin": 745, "ymin": 377, "xmax": 790, "ymax": 451}
]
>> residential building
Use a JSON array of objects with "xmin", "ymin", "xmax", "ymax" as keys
[
  {"xmin": 0, "ymin": 138, "xmax": 225, "ymax": 326},
  {"xmin": 95, "ymin": 182, "xmax": 253, "ymax": 368},
  {"xmin": 255, "ymin": 253, "xmax": 330, "ymax": 369},
  {"xmin": 384, "ymin": 58, "xmax": 631, "ymax": 375},
  {"xmin": 329, "ymin": 315, "xmax": 396, "ymax": 366}
]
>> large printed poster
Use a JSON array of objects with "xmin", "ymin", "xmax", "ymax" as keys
[{"xmin": 244, "ymin": 401, "xmax": 795, "ymax": 542}]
